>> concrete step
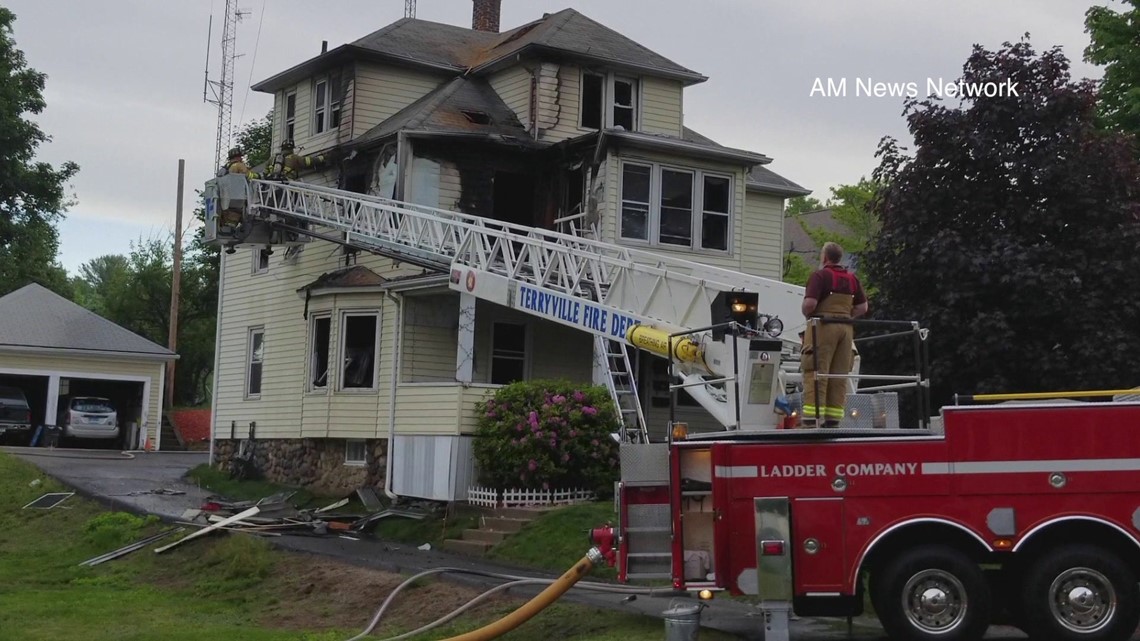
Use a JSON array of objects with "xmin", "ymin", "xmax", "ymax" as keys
[
  {"xmin": 480, "ymin": 517, "xmax": 531, "ymax": 532},
  {"xmin": 462, "ymin": 529, "xmax": 508, "ymax": 544},
  {"xmin": 442, "ymin": 538, "xmax": 493, "ymax": 556},
  {"xmin": 493, "ymin": 507, "xmax": 550, "ymax": 521}
]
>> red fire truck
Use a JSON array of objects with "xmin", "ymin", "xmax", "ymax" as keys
[{"xmin": 597, "ymin": 318, "xmax": 1140, "ymax": 641}]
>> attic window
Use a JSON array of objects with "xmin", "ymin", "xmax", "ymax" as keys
[{"xmin": 461, "ymin": 110, "xmax": 492, "ymax": 125}]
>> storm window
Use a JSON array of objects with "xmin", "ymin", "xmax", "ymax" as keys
[
  {"xmin": 658, "ymin": 169, "xmax": 694, "ymax": 246},
  {"xmin": 309, "ymin": 315, "xmax": 331, "ymax": 390},
  {"xmin": 344, "ymin": 439, "xmax": 367, "ymax": 466},
  {"xmin": 580, "ymin": 72, "xmax": 639, "ymax": 131},
  {"xmin": 620, "ymin": 163, "xmax": 651, "ymax": 241},
  {"xmin": 284, "ymin": 91, "xmax": 296, "ymax": 141},
  {"xmin": 618, "ymin": 161, "xmax": 733, "ymax": 253},
  {"xmin": 701, "ymin": 176, "xmax": 731, "ymax": 251},
  {"xmin": 246, "ymin": 328, "xmax": 264, "ymax": 398},
  {"xmin": 314, "ymin": 73, "xmax": 341, "ymax": 134},
  {"xmin": 339, "ymin": 313, "xmax": 379, "ymax": 390}
]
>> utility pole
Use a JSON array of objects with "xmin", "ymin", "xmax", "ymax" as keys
[{"xmin": 166, "ymin": 159, "xmax": 185, "ymax": 410}]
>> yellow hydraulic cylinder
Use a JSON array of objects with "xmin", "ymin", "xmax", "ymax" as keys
[{"xmin": 626, "ymin": 325, "xmax": 705, "ymax": 367}]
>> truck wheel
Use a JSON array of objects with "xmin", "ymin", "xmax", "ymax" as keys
[
  {"xmin": 1018, "ymin": 545, "xmax": 1139, "ymax": 641},
  {"xmin": 872, "ymin": 545, "xmax": 991, "ymax": 641}
]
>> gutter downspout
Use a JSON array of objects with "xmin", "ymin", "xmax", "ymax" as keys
[
  {"xmin": 383, "ymin": 290, "xmax": 403, "ymax": 501},
  {"xmin": 208, "ymin": 249, "xmax": 227, "ymax": 466}
]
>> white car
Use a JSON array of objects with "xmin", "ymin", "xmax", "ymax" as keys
[{"xmin": 61, "ymin": 397, "xmax": 119, "ymax": 441}]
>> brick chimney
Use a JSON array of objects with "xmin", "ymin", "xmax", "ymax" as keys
[{"xmin": 472, "ymin": 0, "xmax": 501, "ymax": 33}]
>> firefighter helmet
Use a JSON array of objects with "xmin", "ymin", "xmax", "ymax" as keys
[
  {"xmin": 227, "ymin": 146, "xmax": 243, "ymax": 160},
  {"xmin": 281, "ymin": 139, "xmax": 295, "ymax": 152}
]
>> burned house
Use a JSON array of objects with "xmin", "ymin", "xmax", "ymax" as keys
[{"xmin": 210, "ymin": 1, "xmax": 810, "ymax": 499}]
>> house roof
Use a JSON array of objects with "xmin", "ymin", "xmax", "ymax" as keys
[
  {"xmin": 297, "ymin": 266, "xmax": 387, "ymax": 295},
  {"xmin": 0, "ymin": 284, "xmax": 176, "ymax": 359},
  {"xmin": 253, "ymin": 9, "xmax": 705, "ymax": 93},
  {"xmin": 747, "ymin": 166, "xmax": 812, "ymax": 197},
  {"xmin": 785, "ymin": 208, "xmax": 847, "ymax": 257},
  {"xmin": 468, "ymin": 9, "xmax": 706, "ymax": 84},
  {"xmin": 352, "ymin": 77, "xmax": 540, "ymax": 148}
]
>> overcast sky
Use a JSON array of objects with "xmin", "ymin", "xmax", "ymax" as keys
[{"xmin": 6, "ymin": 0, "xmax": 1104, "ymax": 274}]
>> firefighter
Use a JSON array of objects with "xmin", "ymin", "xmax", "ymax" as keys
[
  {"xmin": 269, "ymin": 140, "xmax": 329, "ymax": 180},
  {"xmin": 800, "ymin": 242, "xmax": 868, "ymax": 428}
]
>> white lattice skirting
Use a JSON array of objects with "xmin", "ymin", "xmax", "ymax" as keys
[{"xmin": 467, "ymin": 486, "xmax": 596, "ymax": 508}]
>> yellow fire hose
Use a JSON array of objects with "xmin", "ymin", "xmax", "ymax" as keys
[{"xmin": 439, "ymin": 549, "xmax": 603, "ymax": 641}]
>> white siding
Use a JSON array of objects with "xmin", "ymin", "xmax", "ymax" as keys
[
  {"xmin": 439, "ymin": 160, "xmax": 462, "ymax": 211},
  {"xmin": 641, "ymin": 77, "xmax": 683, "ymax": 136},
  {"xmin": 352, "ymin": 63, "xmax": 445, "ymax": 137},
  {"xmin": 600, "ymin": 149, "xmax": 750, "ymax": 272},
  {"xmin": 542, "ymin": 64, "xmax": 583, "ymax": 142},
  {"xmin": 471, "ymin": 301, "xmax": 593, "ymax": 385},
  {"xmin": 401, "ymin": 293, "xmax": 458, "ymax": 383},
  {"xmin": 489, "ymin": 66, "xmax": 531, "ymax": 130},
  {"xmin": 0, "ymin": 352, "xmax": 164, "ymax": 449},
  {"xmin": 741, "ymin": 192, "xmax": 787, "ymax": 280}
]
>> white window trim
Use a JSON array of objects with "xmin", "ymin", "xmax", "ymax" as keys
[
  {"xmin": 312, "ymin": 74, "xmax": 342, "ymax": 135},
  {"xmin": 616, "ymin": 159, "xmax": 734, "ymax": 256},
  {"xmin": 336, "ymin": 309, "xmax": 381, "ymax": 393},
  {"xmin": 283, "ymin": 90, "xmax": 297, "ymax": 142},
  {"xmin": 344, "ymin": 439, "xmax": 367, "ymax": 466},
  {"xmin": 307, "ymin": 313, "xmax": 332, "ymax": 393},
  {"xmin": 252, "ymin": 247, "xmax": 270, "ymax": 275},
  {"xmin": 245, "ymin": 327, "xmax": 265, "ymax": 400},
  {"xmin": 579, "ymin": 69, "xmax": 641, "ymax": 132},
  {"xmin": 489, "ymin": 321, "xmax": 531, "ymax": 385}
]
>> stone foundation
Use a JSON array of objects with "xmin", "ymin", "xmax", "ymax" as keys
[{"xmin": 213, "ymin": 438, "xmax": 388, "ymax": 496}]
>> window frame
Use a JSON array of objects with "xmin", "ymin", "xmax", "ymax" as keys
[
  {"xmin": 344, "ymin": 439, "xmax": 367, "ymax": 466},
  {"xmin": 336, "ymin": 309, "xmax": 381, "ymax": 393},
  {"xmin": 490, "ymin": 321, "xmax": 529, "ymax": 385},
  {"xmin": 313, "ymin": 73, "xmax": 342, "ymax": 135},
  {"xmin": 579, "ymin": 70, "xmax": 641, "ymax": 132},
  {"xmin": 307, "ymin": 313, "xmax": 332, "ymax": 393},
  {"xmin": 284, "ymin": 90, "xmax": 296, "ymax": 142},
  {"xmin": 245, "ymin": 327, "xmax": 265, "ymax": 400},
  {"xmin": 616, "ymin": 159, "xmax": 734, "ymax": 255}
]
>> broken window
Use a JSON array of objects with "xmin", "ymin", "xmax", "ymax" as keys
[
  {"xmin": 564, "ymin": 167, "xmax": 584, "ymax": 217},
  {"xmin": 581, "ymin": 72, "xmax": 604, "ymax": 129},
  {"xmin": 247, "ymin": 328, "xmax": 264, "ymax": 398},
  {"xmin": 659, "ymin": 169, "xmax": 694, "ymax": 246},
  {"xmin": 253, "ymin": 247, "xmax": 270, "ymax": 274},
  {"xmin": 701, "ymin": 175, "xmax": 731, "ymax": 251},
  {"xmin": 490, "ymin": 322, "xmax": 526, "ymax": 385},
  {"xmin": 461, "ymin": 110, "xmax": 492, "ymax": 125},
  {"xmin": 612, "ymin": 77, "xmax": 637, "ymax": 130},
  {"xmin": 310, "ymin": 316, "xmax": 331, "ymax": 390},
  {"xmin": 313, "ymin": 73, "xmax": 341, "ymax": 134},
  {"xmin": 284, "ymin": 91, "xmax": 296, "ymax": 141},
  {"xmin": 620, "ymin": 163, "xmax": 651, "ymax": 241},
  {"xmin": 344, "ymin": 439, "xmax": 367, "ymax": 466},
  {"xmin": 340, "ymin": 313, "xmax": 378, "ymax": 390}
]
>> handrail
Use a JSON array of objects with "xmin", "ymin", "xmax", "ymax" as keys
[{"xmin": 955, "ymin": 389, "xmax": 1140, "ymax": 404}]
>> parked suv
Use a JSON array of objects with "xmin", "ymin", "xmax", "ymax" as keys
[
  {"xmin": 60, "ymin": 397, "xmax": 119, "ymax": 441},
  {"xmin": 0, "ymin": 386, "xmax": 33, "ymax": 444}
]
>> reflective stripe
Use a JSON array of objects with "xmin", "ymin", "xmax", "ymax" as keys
[
  {"xmin": 922, "ymin": 458, "xmax": 1140, "ymax": 475},
  {"xmin": 715, "ymin": 465, "xmax": 759, "ymax": 478}
]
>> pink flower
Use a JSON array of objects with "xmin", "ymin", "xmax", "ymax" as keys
[
  {"xmin": 561, "ymin": 453, "xmax": 570, "ymax": 463},
  {"xmin": 485, "ymin": 410, "xmax": 497, "ymax": 418},
  {"xmin": 569, "ymin": 429, "xmax": 578, "ymax": 438},
  {"xmin": 542, "ymin": 403, "xmax": 552, "ymax": 410},
  {"xmin": 552, "ymin": 394, "xmax": 566, "ymax": 404},
  {"xmin": 527, "ymin": 411, "xmax": 539, "ymax": 428},
  {"xmin": 542, "ymin": 482, "xmax": 550, "ymax": 490},
  {"xmin": 535, "ymin": 430, "xmax": 544, "ymax": 439},
  {"xmin": 515, "ymin": 423, "xmax": 524, "ymax": 433},
  {"xmin": 582, "ymin": 406, "xmax": 598, "ymax": 416},
  {"xmin": 528, "ymin": 459, "xmax": 538, "ymax": 471},
  {"xmin": 572, "ymin": 391, "xmax": 586, "ymax": 402}
]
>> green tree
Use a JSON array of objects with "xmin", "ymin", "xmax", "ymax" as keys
[
  {"xmin": 784, "ymin": 195, "xmax": 824, "ymax": 217},
  {"xmin": 782, "ymin": 179, "xmax": 881, "ymax": 287},
  {"xmin": 864, "ymin": 39, "xmax": 1140, "ymax": 407},
  {"xmin": 235, "ymin": 112, "xmax": 273, "ymax": 169},
  {"xmin": 1085, "ymin": 1, "xmax": 1140, "ymax": 136},
  {"xmin": 0, "ymin": 8, "xmax": 78, "ymax": 297}
]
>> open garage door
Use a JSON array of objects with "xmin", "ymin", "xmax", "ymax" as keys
[
  {"xmin": 58, "ymin": 377, "xmax": 146, "ymax": 450},
  {"xmin": 0, "ymin": 374, "xmax": 48, "ymax": 445}
]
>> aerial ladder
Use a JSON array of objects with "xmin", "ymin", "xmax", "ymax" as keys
[{"xmin": 204, "ymin": 175, "xmax": 811, "ymax": 441}]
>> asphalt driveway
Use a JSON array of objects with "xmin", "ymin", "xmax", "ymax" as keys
[{"xmin": 5, "ymin": 446, "xmax": 1049, "ymax": 640}]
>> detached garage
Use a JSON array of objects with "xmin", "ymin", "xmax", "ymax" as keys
[{"xmin": 0, "ymin": 284, "xmax": 177, "ymax": 449}]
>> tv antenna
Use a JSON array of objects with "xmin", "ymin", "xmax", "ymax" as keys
[
  {"xmin": 203, "ymin": 0, "xmax": 249, "ymax": 171},
  {"xmin": 405, "ymin": 0, "xmax": 416, "ymax": 18}
]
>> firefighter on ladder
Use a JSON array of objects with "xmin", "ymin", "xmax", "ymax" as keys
[
  {"xmin": 800, "ymin": 242, "xmax": 868, "ymax": 428},
  {"xmin": 269, "ymin": 140, "xmax": 329, "ymax": 180}
]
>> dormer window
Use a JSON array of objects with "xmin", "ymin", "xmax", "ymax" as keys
[
  {"xmin": 580, "ymin": 71, "xmax": 639, "ymax": 131},
  {"xmin": 313, "ymin": 72, "xmax": 342, "ymax": 134}
]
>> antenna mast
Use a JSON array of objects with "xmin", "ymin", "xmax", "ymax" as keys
[
  {"xmin": 405, "ymin": 0, "xmax": 416, "ymax": 18},
  {"xmin": 204, "ymin": 0, "xmax": 247, "ymax": 170}
]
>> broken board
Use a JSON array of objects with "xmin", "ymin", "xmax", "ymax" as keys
[{"xmin": 23, "ymin": 492, "xmax": 73, "ymax": 509}]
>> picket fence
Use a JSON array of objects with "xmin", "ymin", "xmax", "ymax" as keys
[{"xmin": 467, "ymin": 486, "xmax": 596, "ymax": 508}]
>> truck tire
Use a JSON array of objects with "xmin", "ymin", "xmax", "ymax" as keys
[
  {"xmin": 872, "ymin": 544, "xmax": 991, "ymax": 641},
  {"xmin": 1018, "ymin": 545, "xmax": 1139, "ymax": 641}
]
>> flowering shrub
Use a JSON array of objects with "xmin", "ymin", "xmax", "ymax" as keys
[{"xmin": 473, "ymin": 380, "xmax": 620, "ymax": 496}]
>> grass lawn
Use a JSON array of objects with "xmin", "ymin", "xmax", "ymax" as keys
[
  {"xmin": 488, "ymin": 502, "xmax": 619, "ymax": 580},
  {"xmin": 2, "ymin": 455, "xmax": 740, "ymax": 640}
]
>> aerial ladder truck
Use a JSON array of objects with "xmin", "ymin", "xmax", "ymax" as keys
[{"xmin": 206, "ymin": 174, "xmax": 1140, "ymax": 641}]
